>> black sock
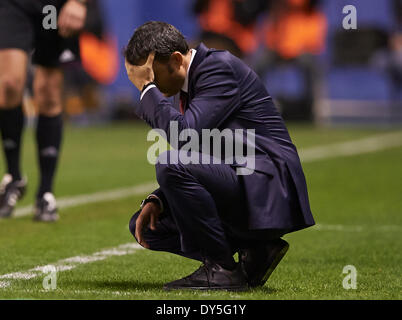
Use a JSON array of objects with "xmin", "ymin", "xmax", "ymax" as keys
[
  {"xmin": 36, "ymin": 113, "xmax": 63, "ymax": 199},
  {"xmin": 0, "ymin": 106, "xmax": 25, "ymax": 181}
]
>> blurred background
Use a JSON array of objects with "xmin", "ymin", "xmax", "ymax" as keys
[{"xmin": 23, "ymin": 0, "xmax": 402, "ymax": 126}]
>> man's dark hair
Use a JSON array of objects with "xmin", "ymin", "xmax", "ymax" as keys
[{"xmin": 124, "ymin": 21, "xmax": 189, "ymax": 65}]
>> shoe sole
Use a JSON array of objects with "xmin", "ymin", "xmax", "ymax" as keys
[{"xmin": 249, "ymin": 241, "xmax": 289, "ymax": 288}]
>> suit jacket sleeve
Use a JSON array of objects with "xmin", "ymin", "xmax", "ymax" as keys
[{"xmin": 133, "ymin": 58, "xmax": 241, "ymax": 148}]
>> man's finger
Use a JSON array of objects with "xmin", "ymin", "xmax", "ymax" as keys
[
  {"xmin": 58, "ymin": 12, "xmax": 65, "ymax": 28},
  {"xmin": 135, "ymin": 224, "xmax": 142, "ymax": 245},
  {"xmin": 150, "ymin": 214, "xmax": 156, "ymax": 231},
  {"xmin": 135, "ymin": 226, "xmax": 150, "ymax": 249},
  {"xmin": 135, "ymin": 215, "xmax": 144, "ymax": 243},
  {"xmin": 141, "ymin": 239, "xmax": 150, "ymax": 249},
  {"xmin": 135, "ymin": 212, "xmax": 152, "ymax": 249},
  {"xmin": 150, "ymin": 210, "xmax": 161, "ymax": 231}
]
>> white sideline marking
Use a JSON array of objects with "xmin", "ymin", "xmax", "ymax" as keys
[
  {"xmin": 299, "ymin": 131, "xmax": 402, "ymax": 163},
  {"xmin": 313, "ymin": 224, "xmax": 364, "ymax": 232},
  {"xmin": 0, "ymin": 243, "xmax": 143, "ymax": 288},
  {"xmin": 12, "ymin": 181, "xmax": 159, "ymax": 218}
]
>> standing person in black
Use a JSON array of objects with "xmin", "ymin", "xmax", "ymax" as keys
[{"xmin": 0, "ymin": 0, "xmax": 88, "ymax": 221}]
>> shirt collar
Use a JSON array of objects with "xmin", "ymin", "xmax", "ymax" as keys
[{"xmin": 181, "ymin": 49, "xmax": 196, "ymax": 93}]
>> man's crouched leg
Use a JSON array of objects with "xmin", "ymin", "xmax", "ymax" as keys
[{"xmin": 129, "ymin": 209, "xmax": 204, "ymax": 262}]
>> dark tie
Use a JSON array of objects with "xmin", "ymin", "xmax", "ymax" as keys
[{"xmin": 179, "ymin": 90, "xmax": 188, "ymax": 115}]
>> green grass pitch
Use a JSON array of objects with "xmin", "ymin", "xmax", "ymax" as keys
[{"xmin": 0, "ymin": 122, "xmax": 401, "ymax": 300}]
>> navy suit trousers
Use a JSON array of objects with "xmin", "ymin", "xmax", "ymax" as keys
[{"xmin": 129, "ymin": 150, "xmax": 286, "ymax": 263}]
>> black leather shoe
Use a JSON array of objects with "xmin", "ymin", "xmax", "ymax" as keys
[
  {"xmin": 163, "ymin": 260, "xmax": 248, "ymax": 291},
  {"xmin": 239, "ymin": 238, "xmax": 289, "ymax": 288}
]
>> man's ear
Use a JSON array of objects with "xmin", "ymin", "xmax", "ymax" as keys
[{"xmin": 169, "ymin": 52, "xmax": 184, "ymax": 70}]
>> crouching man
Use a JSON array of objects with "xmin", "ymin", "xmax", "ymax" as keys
[{"xmin": 124, "ymin": 21, "xmax": 315, "ymax": 291}]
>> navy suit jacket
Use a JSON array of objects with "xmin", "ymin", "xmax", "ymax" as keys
[{"xmin": 134, "ymin": 43, "xmax": 315, "ymax": 233}]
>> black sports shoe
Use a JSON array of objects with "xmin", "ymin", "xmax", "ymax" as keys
[
  {"xmin": 239, "ymin": 238, "xmax": 289, "ymax": 288},
  {"xmin": 33, "ymin": 192, "xmax": 59, "ymax": 222},
  {"xmin": 163, "ymin": 259, "xmax": 248, "ymax": 291},
  {"xmin": 0, "ymin": 174, "xmax": 27, "ymax": 218}
]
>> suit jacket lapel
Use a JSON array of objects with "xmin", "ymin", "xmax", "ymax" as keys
[{"xmin": 187, "ymin": 43, "xmax": 209, "ymax": 101}]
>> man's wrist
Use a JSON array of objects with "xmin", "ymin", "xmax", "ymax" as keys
[{"xmin": 140, "ymin": 194, "xmax": 163, "ymax": 213}]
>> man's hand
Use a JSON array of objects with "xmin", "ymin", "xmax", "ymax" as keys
[
  {"xmin": 135, "ymin": 201, "xmax": 161, "ymax": 249},
  {"xmin": 58, "ymin": 0, "xmax": 87, "ymax": 38},
  {"xmin": 125, "ymin": 52, "xmax": 155, "ymax": 91}
]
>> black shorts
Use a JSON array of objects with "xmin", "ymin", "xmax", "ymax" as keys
[{"xmin": 0, "ymin": 0, "xmax": 79, "ymax": 68}]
